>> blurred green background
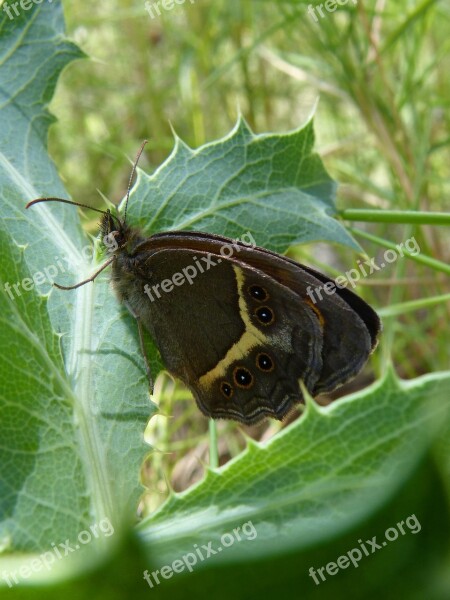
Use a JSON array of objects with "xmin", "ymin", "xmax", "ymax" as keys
[{"xmin": 2, "ymin": 0, "xmax": 450, "ymax": 598}]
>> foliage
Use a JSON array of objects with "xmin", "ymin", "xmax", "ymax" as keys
[{"xmin": 0, "ymin": 1, "xmax": 449, "ymax": 599}]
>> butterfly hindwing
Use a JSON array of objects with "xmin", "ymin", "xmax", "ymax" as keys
[{"xmin": 114, "ymin": 245, "xmax": 324, "ymax": 424}]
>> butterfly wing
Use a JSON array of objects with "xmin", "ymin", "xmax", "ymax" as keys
[
  {"xmin": 113, "ymin": 232, "xmax": 380, "ymax": 424},
  {"xmin": 130, "ymin": 232, "xmax": 381, "ymax": 390},
  {"xmin": 113, "ymin": 244, "xmax": 326, "ymax": 424}
]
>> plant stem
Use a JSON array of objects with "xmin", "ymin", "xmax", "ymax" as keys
[
  {"xmin": 348, "ymin": 227, "xmax": 450, "ymax": 275},
  {"xmin": 339, "ymin": 209, "xmax": 450, "ymax": 225},
  {"xmin": 377, "ymin": 293, "xmax": 450, "ymax": 317},
  {"xmin": 209, "ymin": 420, "xmax": 219, "ymax": 469}
]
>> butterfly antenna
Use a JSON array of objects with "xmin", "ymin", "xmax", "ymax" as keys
[
  {"xmin": 26, "ymin": 197, "xmax": 116, "ymax": 220},
  {"xmin": 124, "ymin": 139, "xmax": 148, "ymax": 225}
]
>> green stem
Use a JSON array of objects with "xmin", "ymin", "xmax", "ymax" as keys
[
  {"xmin": 348, "ymin": 227, "xmax": 450, "ymax": 276},
  {"xmin": 378, "ymin": 293, "xmax": 450, "ymax": 317},
  {"xmin": 339, "ymin": 209, "xmax": 450, "ymax": 225},
  {"xmin": 208, "ymin": 420, "xmax": 219, "ymax": 469}
]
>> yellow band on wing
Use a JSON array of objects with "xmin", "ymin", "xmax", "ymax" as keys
[{"xmin": 198, "ymin": 266, "xmax": 268, "ymax": 390}]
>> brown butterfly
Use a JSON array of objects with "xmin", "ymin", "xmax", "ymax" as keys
[{"xmin": 27, "ymin": 143, "xmax": 381, "ymax": 425}]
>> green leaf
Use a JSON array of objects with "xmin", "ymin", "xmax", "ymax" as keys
[
  {"xmin": 0, "ymin": 0, "xmax": 362, "ymax": 562},
  {"xmin": 138, "ymin": 370, "xmax": 450, "ymax": 566},
  {"xmin": 127, "ymin": 116, "xmax": 360, "ymax": 252},
  {"xmin": 0, "ymin": 4, "xmax": 151, "ymax": 566},
  {"xmin": 0, "ymin": 2, "xmax": 448, "ymax": 596},
  {"xmin": 0, "ymin": 0, "xmax": 373, "ymax": 580}
]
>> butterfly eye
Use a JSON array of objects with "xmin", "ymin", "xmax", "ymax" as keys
[
  {"xmin": 255, "ymin": 306, "xmax": 274, "ymax": 325},
  {"xmin": 249, "ymin": 285, "xmax": 268, "ymax": 301},
  {"xmin": 221, "ymin": 382, "xmax": 233, "ymax": 398},
  {"xmin": 256, "ymin": 353, "xmax": 274, "ymax": 372},
  {"xmin": 233, "ymin": 367, "xmax": 253, "ymax": 389}
]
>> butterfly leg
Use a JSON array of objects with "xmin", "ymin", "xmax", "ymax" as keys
[
  {"xmin": 125, "ymin": 301, "xmax": 154, "ymax": 393},
  {"xmin": 136, "ymin": 317, "xmax": 154, "ymax": 393},
  {"xmin": 53, "ymin": 256, "xmax": 115, "ymax": 290}
]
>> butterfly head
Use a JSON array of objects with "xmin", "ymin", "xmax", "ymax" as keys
[{"xmin": 99, "ymin": 210, "xmax": 130, "ymax": 254}]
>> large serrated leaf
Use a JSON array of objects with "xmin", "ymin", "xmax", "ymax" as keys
[
  {"xmin": 137, "ymin": 370, "xmax": 450, "ymax": 567},
  {"xmin": 0, "ymin": 0, "xmax": 389, "ymax": 584},
  {"xmin": 0, "ymin": 4, "xmax": 152, "ymax": 566},
  {"xmin": 127, "ymin": 116, "xmax": 360, "ymax": 252}
]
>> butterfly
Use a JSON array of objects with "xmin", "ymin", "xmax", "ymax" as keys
[{"xmin": 27, "ymin": 143, "xmax": 381, "ymax": 425}]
